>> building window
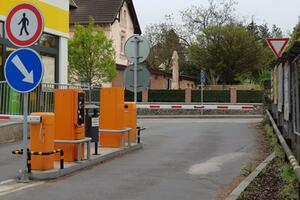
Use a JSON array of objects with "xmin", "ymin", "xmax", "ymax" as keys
[
  {"xmin": 0, "ymin": 21, "xmax": 3, "ymax": 38},
  {"xmin": 120, "ymin": 35, "xmax": 125, "ymax": 53},
  {"xmin": 41, "ymin": 53, "xmax": 56, "ymax": 83},
  {"xmin": 123, "ymin": 10, "xmax": 127, "ymax": 27},
  {"xmin": 39, "ymin": 33, "xmax": 57, "ymax": 48},
  {"xmin": 0, "ymin": 31, "xmax": 59, "ymax": 83}
]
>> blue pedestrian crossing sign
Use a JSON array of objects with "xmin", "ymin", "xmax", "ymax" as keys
[{"xmin": 4, "ymin": 48, "xmax": 44, "ymax": 93}]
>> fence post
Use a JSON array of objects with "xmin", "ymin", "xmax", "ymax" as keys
[
  {"xmin": 142, "ymin": 88, "xmax": 148, "ymax": 102},
  {"xmin": 230, "ymin": 87, "xmax": 237, "ymax": 103},
  {"xmin": 185, "ymin": 88, "xmax": 191, "ymax": 103}
]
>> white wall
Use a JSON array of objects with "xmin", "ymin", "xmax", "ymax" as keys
[
  {"xmin": 109, "ymin": 1, "xmax": 136, "ymax": 66},
  {"xmin": 59, "ymin": 37, "xmax": 68, "ymax": 84}
]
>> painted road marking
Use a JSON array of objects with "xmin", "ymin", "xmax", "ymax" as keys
[
  {"xmin": 187, "ymin": 152, "xmax": 245, "ymax": 175},
  {"xmin": 0, "ymin": 179, "xmax": 44, "ymax": 197}
]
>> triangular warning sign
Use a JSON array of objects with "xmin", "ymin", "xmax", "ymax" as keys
[{"xmin": 266, "ymin": 38, "xmax": 289, "ymax": 58}]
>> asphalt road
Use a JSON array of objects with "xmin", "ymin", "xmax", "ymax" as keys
[
  {"xmin": 1, "ymin": 118, "xmax": 261, "ymax": 200},
  {"xmin": 0, "ymin": 142, "xmax": 22, "ymax": 181}
]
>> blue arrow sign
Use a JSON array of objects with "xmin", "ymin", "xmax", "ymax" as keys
[
  {"xmin": 200, "ymin": 70, "xmax": 206, "ymax": 85},
  {"xmin": 4, "ymin": 48, "xmax": 44, "ymax": 93}
]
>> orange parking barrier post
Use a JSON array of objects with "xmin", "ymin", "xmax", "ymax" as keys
[
  {"xmin": 30, "ymin": 113, "xmax": 55, "ymax": 170},
  {"xmin": 54, "ymin": 89, "xmax": 85, "ymax": 162},
  {"xmin": 100, "ymin": 87, "xmax": 125, "ymax": 147},
  {"xmin": 124, "ymin": 102, "xmax": 137, "ymax": 143}
]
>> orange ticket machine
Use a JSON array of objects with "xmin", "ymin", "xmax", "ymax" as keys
[
  {"xmin": 100, "ymin": 87, "xmax": 124, "ymax": 148},
  {"xmin": 124, "ymin": 102, "xmax": 137, "ymax": 143},
  {"xmin": 30, "ymin": 113, "xmax": 55, "ymax": 170},
  {"xmin": 54, "ymin": 89, "xmax": 85, "ymax": 162}
]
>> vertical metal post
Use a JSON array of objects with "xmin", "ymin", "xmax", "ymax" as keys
[
  {"xmin": 137, "ymin": 127, "xmax": 141, "ymax": 144},
  {"xmin": 128, "ymin": 130, "xmax": 131, "ymax": 147},
  {"xmin": 94, "ymin": 142, "xmax": 98, "ymax": 155},
  {"xmin": 20, "ymin": 93, "xmax": 29, "ymax": 182},
  {"xmin": 89, "ymin": 85, "xmax": 92, "ymax": 104},
  {"xmin": 134, "ymin": 37, "xmax": 140, "ymax": 103},
  {"xmin": 201, "ymin": 84, "xmax": 204, "ymax": 115}
]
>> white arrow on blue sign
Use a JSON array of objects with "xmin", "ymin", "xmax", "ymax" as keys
[
  {"xmin": 4, "ymin": 48, "xmax": 44, "ymax": 93},
  {"xmin": 200, "ymin": 70, "xmax": 206, "ymax": 85}
]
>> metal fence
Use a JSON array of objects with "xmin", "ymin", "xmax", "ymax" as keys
[{"xmin": 0, "ymin": 81, "xmax": 100, "ymax": 115}]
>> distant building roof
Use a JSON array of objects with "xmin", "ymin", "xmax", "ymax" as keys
[{"xmin": 70, "ymin": 0, "xmax": 141, "ymax": 34}]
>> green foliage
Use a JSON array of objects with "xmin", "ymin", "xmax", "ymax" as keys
[
  {"xmin": 125, "ymin": 90, "xmax": 142, "ymax": 102},
  {"xmin": 188, "ymin": 25, "xmax": 266, "ymax": 84},
  {"xmin": 192, "ymin": 90, "xmax": 230, "ymax": 102},
  {"xmin": 237, "ymin": 91, "xmax": 263, "ymax": 103},
  {"xmin": 181, "ymin": 0, "xmax": 237, "ymax": 40},
  {"xmin": 68, "ymin": 18, "xmax": 117, "ymax": 86},
  {"xmin": 287, "ymin": 20, "xmax": 300, "ymax": 51},
  {"xmin": 241, "ymin": 163, "xmax": 256, "ymax": 177},
  {"xmin": 148, "ymin": 90, "xmax": 185, "ymax": 102},
  {"xmin": 146, "ymin": 27, "xmax": 185, "ymax": 71},
  {"xmin": 264, "ymin": 124, "xmax": 284, "ymax": 158},
  {"xmin": 279, "ymin": 163, "xmax": 298, "ymax": 199}
]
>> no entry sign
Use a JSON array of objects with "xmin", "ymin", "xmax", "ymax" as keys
[{"xmin": 5, "ymin": 3, "xmax": 44, "ymax": 47}]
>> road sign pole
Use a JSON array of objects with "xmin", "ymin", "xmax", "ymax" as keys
[
  {"xmin": 201, "ymin": 84, "xmax": 204, "ymax": 115},
  {"xmin": 134, "ymin": 37, "xmax": 140, "ymax": 103},
  {"xmin": 5, "ymin": 3, "xmax": 44, "ymax": 182},
  {"xmin": 125, "ymin": 35, "xmax": 150, "ymax": 98},
  {"xmin": 20, "ymin": 93, "xmax": 29, "ymax": 182}
]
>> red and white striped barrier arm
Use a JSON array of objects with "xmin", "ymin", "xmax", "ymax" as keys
[
  {"xmin": 137, "ymin": 104, "xmax": 255, "ymax": 110},
  {"xmin": 0, "ymin": 115, "xmax": 41, "ymax": 123}
]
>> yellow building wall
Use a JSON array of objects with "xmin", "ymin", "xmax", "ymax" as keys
[{"xmin": 0, "ymin": 0, "xmax": 69, "ymax": 37}]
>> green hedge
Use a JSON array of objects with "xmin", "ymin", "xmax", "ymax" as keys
[
  {"xmin": 192, "ymin": 90, "xmax": 230, "ymax": 103},
  {"xmin": 125, "ymin": 90, "xmax": 142, "ymax": 102},
  {"xmin": 237, "ymin": 90, "xmax": 263, "ymax": 103},
  {"xmin": 123, "ymin": 89, "xmax": 263, "ymax": 103},
  {"xmin": 148, "ymin": 90, "xmax": 185, "ymax": 102}
]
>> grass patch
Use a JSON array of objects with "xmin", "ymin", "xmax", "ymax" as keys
[
  {"xmin": 279, "ymin": 163, "xmax": 298, "ymax": 199},
  {"xmin": 264, "ymin": 122, "xmax": 298, "ymax": 199},
  {"xmin": 238, "ymin": 118, "xmax": 299, "ymax": 199},
  {"xmin": 241, "ymin": 163, "xmax": 256, "ymax": 177},
  {"xmin": 264, "ymin": 123, "xmax": 285, "ymax": 159}
]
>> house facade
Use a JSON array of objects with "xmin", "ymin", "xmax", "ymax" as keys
[
  {"xmin": 70, "ymin": 0, "xmax": 197, "ymax": 89},
  {"xmin": 69, "ymin": 0, "xmax": 141, "ymax": 86}
]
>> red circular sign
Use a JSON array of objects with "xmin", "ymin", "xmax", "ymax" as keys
[{"xmin": 5, "ymin": 3, "xmax": 44, "ymax": 47}]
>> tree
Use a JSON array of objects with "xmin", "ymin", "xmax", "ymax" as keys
[
  {"xmin": 145, "ymin": 23, "xmax": 185, "ymax": 71},
  {"xmin": 288, "ymin": 19, "xmax": 300, "ymax": 48},
  {"xmin": 68, "ymin": 18, "xmax": 117, "ymax": 86},
  {"xmin": 181, "ymin": 0, "xmax": 237, "ymax": 42},
  {"xmin": 188, "ymin": 25, "xmax": 266, "ymax": 84}
]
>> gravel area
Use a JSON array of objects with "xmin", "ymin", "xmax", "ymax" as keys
[{"xmin": 237, "ymin": 157, "xmax": 284, "ymax": 200}]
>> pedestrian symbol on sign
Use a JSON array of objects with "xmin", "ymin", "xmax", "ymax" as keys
[
  {"xmin": 5, "ymin": 3, "xmax": 44, "ymax": 47},
  {"xmin": 18, "ymin": 13, "xmax": 30, "ymax": 36}
]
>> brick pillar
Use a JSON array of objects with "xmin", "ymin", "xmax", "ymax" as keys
[
  {"xmin": 185, "ymin": 88, "xmax": 192, "ymax": 103},
  {"xmin": 230, "ymin": 87, "xmax": 237, "ymax": 103},
  {"xmin": 142, "ymin": 88, "xmax": 148, "ymax": 102}
]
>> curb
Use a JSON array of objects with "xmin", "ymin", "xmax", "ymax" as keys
[
  {"xmin": 138, "ymin": 115, "xmax": 263, "ymax": 119},
  {"xmin": 30, "ymin": 143, "xmax": 143, "ymax": 180},
  {"xmin": 225, "ymin": 152, "xmax": 276, "ymax": 200}
]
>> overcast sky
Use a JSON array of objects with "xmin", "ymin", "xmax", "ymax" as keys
[{"xmin": 133, "ymin": 0, "xmax": 300, "ymax": 35}]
